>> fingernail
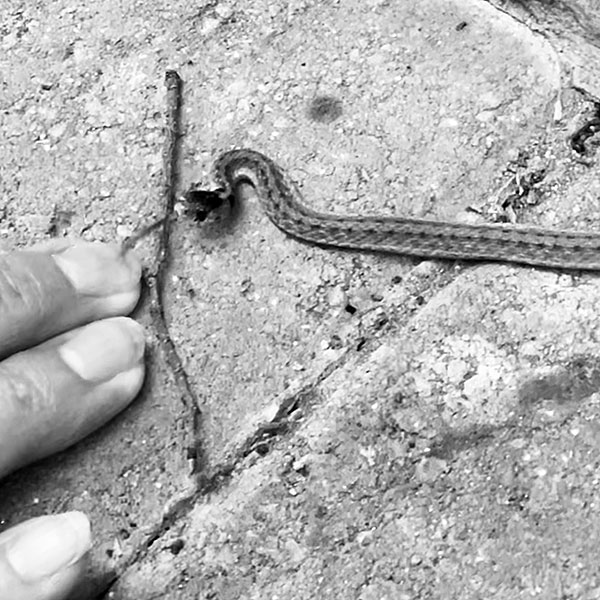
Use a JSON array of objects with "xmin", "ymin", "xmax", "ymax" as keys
[
  {"xmin": 6, "ymin": 512, "xmax": 91, "ymax": 582},
  {"xmin": 59, "ymin": 317, "xmax": 145, "ymax": 383},
  {"xmin": 52, "ymin": 242, "xmax": 141, "ymax": 297}
]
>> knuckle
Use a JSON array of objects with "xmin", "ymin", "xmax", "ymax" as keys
[
  {"xmin": 0, "ymin": 255, "xmax": 46, "ymax": 321},
  {"xmin": 0, "ymin": 360, "xmax": 53, "ymax": 476},
  {"xmin": 0, "ymin": 360, "xmax": 52, "ymax": 420}
]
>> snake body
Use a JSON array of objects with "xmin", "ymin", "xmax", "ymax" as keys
[{"xmin": 204, "ymin": 148, "xmax": 600, "ymax": 270}]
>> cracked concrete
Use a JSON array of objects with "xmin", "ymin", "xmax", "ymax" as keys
[{"xmin": 3, "ymin": 0, "xmax": 600, "ymax": 598}]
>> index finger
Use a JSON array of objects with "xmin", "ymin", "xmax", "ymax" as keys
[{"xmin": 0, "ymin": 241, "xmax": 141, "ymax": 359}]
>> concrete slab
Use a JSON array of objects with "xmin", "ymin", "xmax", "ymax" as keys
[
  {"xmin": 2, "ymin": 0, "xmax": 600, "ymax": 597},
  {"xmin": 167, "ymin": 0, "xmax": 562, "ymax": 468}
]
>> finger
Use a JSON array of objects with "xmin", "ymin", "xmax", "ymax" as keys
[
  {"xmin": 0, "ymin": 317, "xmax": 145, "ymax": 479},
  {"xmin": 0, "ymin": 241, "xmax": 141, "ymax": 359},
  {"xmin": 0, "ymin": 512, "xmax": 90, "ymax": 600}
]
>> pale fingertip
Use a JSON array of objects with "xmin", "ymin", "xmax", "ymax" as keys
[
  {"xmin": 59, "ymin": 317, "xmax": 146, "ymax": 383},
  {"xmin": 100, "ymin": 362, "xmax": 147, "ymax": 413},
  {"xmin": 52, "ymin": 241, "xmax": 142, "ymax": 298},
  {"xmin": 5, "ymin": 512, "xmax": 91, "ymax": 583}
]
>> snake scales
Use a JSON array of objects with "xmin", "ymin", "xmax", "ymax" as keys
[{"xmin": 186, "ymin": 148, "xmax": 600, "ymax": 271}]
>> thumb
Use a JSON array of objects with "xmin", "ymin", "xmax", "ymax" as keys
[{"xmin": 0, "ymin": 512, "xmax": 91, "ymax": 600}]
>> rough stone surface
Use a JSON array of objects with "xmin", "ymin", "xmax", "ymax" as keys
[{"xmin": 2, "ymin": 0, "xmax": 600, "ymax": 598}]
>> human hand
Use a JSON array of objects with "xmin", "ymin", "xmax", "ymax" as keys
[{"xmin": 0, "ymin": 240, "xmax": 144, "ymax": 600}]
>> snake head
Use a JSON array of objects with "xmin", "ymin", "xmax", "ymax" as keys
[{"xmin": 183, "ymin": 186, "xmax": 231, "ymax": 222}]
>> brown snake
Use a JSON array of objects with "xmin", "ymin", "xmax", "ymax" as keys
[{"xmin": 186, "ymin": 148, "xmax": 600, "ymax": 271}]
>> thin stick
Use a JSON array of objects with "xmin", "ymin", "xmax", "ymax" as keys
[
  {"xmin": 120, "ymin": 216, "xmax": 168, "ymax": 253},
  {"xmin": 156, "ymin": 70, "xmax": 182, "ymax": 270},
  {"xmin": 143, "ymin": 71, "xmax": 204, "ymax": 474}
]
